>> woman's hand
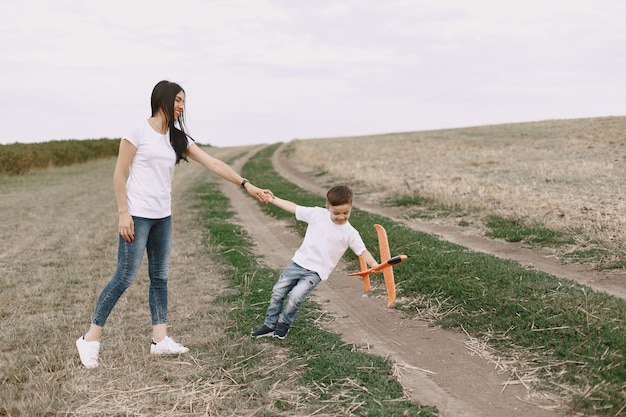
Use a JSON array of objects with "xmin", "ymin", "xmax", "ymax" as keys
[
  {"xmin": 118, "ymin": 211, "xmax": 135, "ymax": 242},
  {"xmin": 246, "ymin": 184, "xmax": 274, "ymax": 204}
]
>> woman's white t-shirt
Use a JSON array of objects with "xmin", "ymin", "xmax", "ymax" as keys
[
  {"xmin": 291, "ymin": 206, "xmax": 367, "ymax": 281},
  {"xmin": 124, "ymin": 119, "xmax": 177, "ymax": 219}
]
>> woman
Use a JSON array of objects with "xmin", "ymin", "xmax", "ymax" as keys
[{"xmin": 76, "ymin": 80, "xmax": 273, "ymax": 368}]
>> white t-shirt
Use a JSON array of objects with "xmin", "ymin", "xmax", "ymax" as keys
[
  {"xmin": 291, "ymin": 206, "xmax": 367, "ymax": 281},
  {"xmin": 124, "ymin": 119, "xmax": 177, "ymax": 219}
]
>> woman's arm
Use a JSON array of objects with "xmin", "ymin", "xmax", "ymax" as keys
[
  {"xmin": 187, "ymin": 143, "xmax": 273, "ymax": 203},
  {"xmin": 114, "ymin": 139, "xmax": 136, "ymax": 242}
]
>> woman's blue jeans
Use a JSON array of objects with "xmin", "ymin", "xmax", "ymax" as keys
[
  {"xmin": 264, "ymin": 261, "xmax": 321, "ymax": 327},
  {"xmin": 91, "ymin": 216, "xmax": 172, "ymax": 327}
]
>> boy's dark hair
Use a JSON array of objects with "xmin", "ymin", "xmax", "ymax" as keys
[{"xmin": 326, "ymin": 185, "xmax": 353, "ymax": 206}]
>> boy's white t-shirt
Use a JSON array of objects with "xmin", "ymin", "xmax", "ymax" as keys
[
  {"xmin": 291, "ymin": 206, "xmax": 367, "ymax": 281},
  {"xmin": 124, "ymin": 119, "xmax": 177, "ymax": 219}
]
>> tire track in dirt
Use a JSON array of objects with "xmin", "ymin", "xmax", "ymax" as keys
[{"xmin": 220, "ymin": 146, "xmax": 560, "ymax": 417}]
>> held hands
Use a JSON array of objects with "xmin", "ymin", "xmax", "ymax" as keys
[{"xmin": 245, "ymin": 183, "xmax": 274, "ymax": 204}]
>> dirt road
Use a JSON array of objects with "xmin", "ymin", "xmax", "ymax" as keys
[{"xmin": 218, "ymin": 145, "xmax": 572, "ymax": 417}]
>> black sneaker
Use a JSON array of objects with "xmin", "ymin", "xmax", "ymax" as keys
[
  {"xmin": 273, "ymin": 322, "xmax": 290, "ymax": 340},
  {"xmin": 251, "ymin": 324, "xmax": 274, "ymax": 338}
]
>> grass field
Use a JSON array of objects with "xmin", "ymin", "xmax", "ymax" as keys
[
  {"xmin": 286, "ymin": 116, "xmax": 626, "ymax": 269},
  {"xmin": 245, "ymin": 143, "xmax": 626, "ymax": 417},
  {"xmin": 1, "ymin": 117, "xmax": 624, "ymax": 416},
  {"xmin": 0, "ymin": 148, "xmax": 433, "ymax": 416}
]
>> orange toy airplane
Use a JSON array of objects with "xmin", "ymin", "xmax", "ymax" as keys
[{"xmin": 347, "ymin": 224, "xmax": 407, "ymax": 308}]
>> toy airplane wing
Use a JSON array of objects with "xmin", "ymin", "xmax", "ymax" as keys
[
  {"xmin": 376, "ymin": 224, "xmax": 397, "ymax": 307},
  {"xmin": 375, "ymin": 223, "xmax": 392, "ymax": 263}
]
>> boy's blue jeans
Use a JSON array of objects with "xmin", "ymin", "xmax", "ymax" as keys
[
  {"xmin": 91, "ymin": 216, "xmax": 172, "ymax": 327},
  {"xmin": 264, "ymin": 261, "xmax": 321, "ymax": 327}
]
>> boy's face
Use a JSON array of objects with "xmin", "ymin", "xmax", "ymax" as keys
[{"xmin": 326, "ymin": 202, "xmax": 352, "ymax": 225}]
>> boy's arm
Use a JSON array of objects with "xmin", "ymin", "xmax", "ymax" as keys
[
  {"xmin": 360, "ymin": 249, "xmax": 380, "ymax": 269},
  {"xmin": 270, "ymin": 196, "xmax": 297, "ymax": 214}
]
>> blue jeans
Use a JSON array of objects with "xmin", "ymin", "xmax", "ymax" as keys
[
  {"xmin": 264, "ymin": 261, "xmax": 321, "ymax": 327},
  {"xmin": 91, "ymin": 216, "xmax": 172, "ymax": 327}
]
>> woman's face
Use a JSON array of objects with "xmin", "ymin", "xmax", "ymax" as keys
[{"xmin": 174, "ymin": 91, "xmax": 185, "ymax": 119}]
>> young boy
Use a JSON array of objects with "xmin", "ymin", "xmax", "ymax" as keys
[{"xmin": 251, "ymin": 185, "xmax": 379, "ymax": 339}]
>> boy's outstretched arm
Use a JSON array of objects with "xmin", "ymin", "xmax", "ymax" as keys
[{"xmin": 270, "ymin": 196, "xmax": 297, "ymax": 214}]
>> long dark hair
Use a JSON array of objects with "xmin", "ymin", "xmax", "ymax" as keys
[{"xmin": 150, "ymin": 80, "xmax": 195, "ymax": 164}]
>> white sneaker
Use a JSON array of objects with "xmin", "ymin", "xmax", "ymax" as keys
[
  {"xmin": 76, "ymin": 336, "xmax": 100, "ymax": 368},
  {"xmin": 150, "ymin": 336, "xmax": 189, "ymax": 355}
]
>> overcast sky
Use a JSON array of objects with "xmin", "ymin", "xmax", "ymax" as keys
[{"xmin": 1, "ymin": 0, "xmax": 624, "ymax": 147}]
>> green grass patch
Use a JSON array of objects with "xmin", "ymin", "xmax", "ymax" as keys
[
  {"xmin": 385, "ymin": 192, "xmax": 471, "ymax": 220},
  {"xmin": 385, "ymin": 192, "xmax": 429, "ymax": 207},
  {"xmin": 241, "ymin": 144, "xmax": 626, "ymax": 417},
  {"xmin": 485, "ymin": 215, "xmax": 575, "ymax": 246},
  {"xmin": 0, "ymin": 139, "xmax": 121, "ymax": 175},
  {"xmin": 563, "ymin": 248, "xmax": 611, "ymax": 263},
  {"xmin": 563, "ymin": 247, "xmax": 626, "ymax": 270},
  {"xmin": 483, "ymin": 214, "xmax": 626, "ymax": 268},
  {"xmin": 194, "ymin": 164, "xmax": 435, "ymax": 416}
]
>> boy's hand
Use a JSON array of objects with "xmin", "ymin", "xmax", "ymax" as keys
[
  {"xmin": 257, "ymin": 189, "xmax": 274, "ymax": 204},
  {"xmin": 246, "ymin": 184, "xmax": 274, "ymax": 204},
  {"xmin": 361, "ymin": 250, "xmax": 379, "ymax": 272}
]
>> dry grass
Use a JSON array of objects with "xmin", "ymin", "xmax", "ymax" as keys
[
  {"xmin": 0, "ymin": 153, "xmax": 329, "ymax": 416},
  {"xmin": 459, "ymin": 327, "xmax": 570, "ymax": 412},
  {"xmin": 287, "ymin": 116, "xmax": 626, "ymax": 265}
]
